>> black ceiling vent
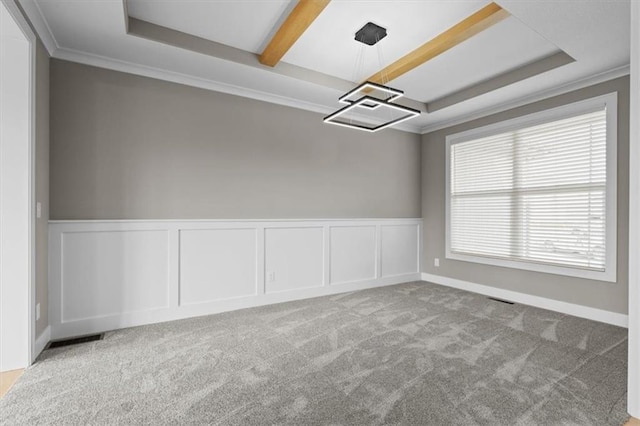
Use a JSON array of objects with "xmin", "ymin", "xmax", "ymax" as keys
[{"xmin": 355, "ymin": 22, "xmax": 387, "ymax": 46}]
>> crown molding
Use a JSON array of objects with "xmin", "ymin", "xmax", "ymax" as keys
[
  {"xmin": 2, "ymin": 0, "xmax": 35, "ymax": 43},
  {"xmin": 52, "ymin": 47, "xmax": 423, "ymax": 134},
  {"xmin": 52, "ymin": 47, "xmax": 330, "ymax": 115},
  {"xmin": 16, "ymin": 0, "xmax": 57, "ymax": 54},
  {"xmin": 420, "ymin": 64, "xmax": 631, "ymax": 134}
]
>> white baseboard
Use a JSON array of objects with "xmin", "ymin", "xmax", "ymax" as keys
[
  {"xmin": 33, "ymin": 326, "xmax": 50, "ymax": 361},
  {"xmin": 51, "ymin": 273, "xmax": 421, "ymax": 339},
  {"xmin": 421, "ymin": 273, "xmax": 628, "ymax": 328}
]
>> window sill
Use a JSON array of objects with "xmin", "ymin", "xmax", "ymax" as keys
[{"xmin": 446, "ymin": 251, "xmax": 617, "ymax": 283}]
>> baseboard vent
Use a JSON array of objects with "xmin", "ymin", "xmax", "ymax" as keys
[
  {"xmin": 487, "ymin": 297, "xmax": 515, "ymax": 305},
  {"xmin": 46, "ymin": 333, "xmax": 104, "ymax": 349}
]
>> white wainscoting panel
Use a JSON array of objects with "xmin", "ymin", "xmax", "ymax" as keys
[
  {"xmin": 49, "ymin": 219, "xmax": 421, "ymax": 339},
  {"xmin": 180, "ymin": 229, "xmax": 257, "ymax": 305},
  {"xmin": 265, "ymin": 227, "xmax": 324, "ymax": 294},
  {"xmin": 380, "ymin": 224, "xmax": 420, "ymax": 277},
  {"xmin": 330, "ymin": 226, "xmax": 376, "ymax": 285},
  {"xmin": 60, "ymin": 230, "xmax": 170, "ymax": 322}
]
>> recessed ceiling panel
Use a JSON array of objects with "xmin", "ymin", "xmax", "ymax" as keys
[
  {"xmin": 283, "ymin": 0, "xmax": 487, "ymax": 83},
  {"xmin": 127, "ymin": 0, "xmax": 292, "ymax": 53},
  {"xmin": 392, "ymin": 16, "xmax": 561, "ymax": 102}
]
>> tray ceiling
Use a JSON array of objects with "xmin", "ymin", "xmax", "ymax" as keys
[
  {"xmin": 127, "ymin": 0, "xmax": 292, "ymax": 54},
  {"xmin": 19, "ymin": 0, "xmax": 631, "ymax": 134}
]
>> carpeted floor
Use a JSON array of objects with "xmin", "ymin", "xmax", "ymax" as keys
[{"xmin": 0, "ymin": 281, "xmax": 629, "ymax": 425}]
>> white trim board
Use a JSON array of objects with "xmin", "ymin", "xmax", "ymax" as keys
[
  {"xmin": 0, "ymin": 0, "xmax": 37, "ymax": 371},
  {"xmin": 51, "ymin": 44, "xmax": 628, "ymax": 137},
  {"xmin": 420, "ymin": 65, "xmax": 630, "ymax": 134},
  {"xmin": 49, "ymin": 218, "xmax": 423, "ymax": 224},
  {"xmin": 16, "ymin": 0, "xmax": 57, "ymax": 54},
  {"xmin": 627, "ymin": 0, "xmax": 640, "ymax": 418},
  {"xmin": 421, "ymin": 273, "xmax": 628, "ymax": 328},
  {"xmin": 52, "ymin": 48, "xmax": 423, "ymax": 134},
  {"xmin": 32, "ymin": 326, "xmax": 50, "ymax": 362}
]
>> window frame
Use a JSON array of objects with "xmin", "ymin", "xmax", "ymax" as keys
[{"xmin": 445, "ymin": 92, "xmax": 618, "ymax": 282}]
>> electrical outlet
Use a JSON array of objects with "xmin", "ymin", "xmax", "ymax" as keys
[
  {"xmin": 267, "ymin": 272, "xmax": 275, "ymax": 282},
  {"xmin": 434, "ymin": 258, "xmax": 440, "ymax": 267},
  {"xmin": 36, "ymin": 303, "xmax": 40, "ymax": 320},
  {"xmin": 36, "ymin": 202, "xmax": 42, "ymax": 219}
]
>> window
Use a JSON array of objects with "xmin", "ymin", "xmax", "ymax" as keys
[{"xmin": 446, "ymin": 93, "xmax": 617, "ymax": 282}]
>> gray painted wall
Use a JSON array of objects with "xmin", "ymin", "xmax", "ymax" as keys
[
  {"xmin": 35, "ymin": 40, "xmax": 49, "ymax": 338},
  {"xmin": 49, "ymin": 59, "xmax": 628, "ymax": 315},
  {"xmin": 49, "ymin": 59, "xmax": 422, "ymax": 220},
  {"xmin": 422, "ymin": 76, "xmax": 630, "ymax": 314}
]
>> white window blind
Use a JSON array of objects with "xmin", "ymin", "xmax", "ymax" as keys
[{"xmin": 449, "ymin": 108, "xmax": 609, "ymax": 272}]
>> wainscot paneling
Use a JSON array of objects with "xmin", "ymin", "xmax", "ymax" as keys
[
  {"xmin": 179, "ymin": 229, "xmax": 257, "ymax": 305},
  {"xmin": 59, "ymin": 230, "xmax": 170, "ymax": 322},
  {"xmin": 380, "ymin": 224, "xmax": 420, "ymax": 278},
  {"xmin": 49, "ymin": 219, "xmax": 422, "ymax": 339},
  {"xmin": 329, "ymin": 226, "xmax": 377, "ymax": 285},
  {"xmin": 265, "ymin": 227, "xmax": 324, "ymax": 294}
]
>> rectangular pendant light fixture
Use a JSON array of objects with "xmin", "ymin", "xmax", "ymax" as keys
[
  {"xmin": 324, "ymin": 22, "xmax": 421, "ymax": 132},
  {"xmin": 323, "ymin": 93, "xmax": 421, "ymax": 132},
  {"xmin": 338, "ymin": 81, "xmax": 404, "ymax": 109}
]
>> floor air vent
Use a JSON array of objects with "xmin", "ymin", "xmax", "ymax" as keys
[
  {"xmin": 47, "ymin": 333, "xmax": 104, "ymax": 349},
  {"xmin": 487, "ymin": 297, "xmax": 515, "ymax": 305}
]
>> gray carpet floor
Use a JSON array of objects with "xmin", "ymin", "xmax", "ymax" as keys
[{"xmin": 0, "ymin": 281, "xmax": 629, "ymax": 425}]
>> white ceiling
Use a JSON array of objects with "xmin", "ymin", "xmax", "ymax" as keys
[
  {"xmin": 283, "ymin": 0, "xmax": 488, "ymax": 82},
  {"xmin": 391, "ymin": 16, "xmax": 559, "ymax": 102},
  {"xmin": 19, "ymin": 0, "xmax": 631, "ymax": 134}
]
